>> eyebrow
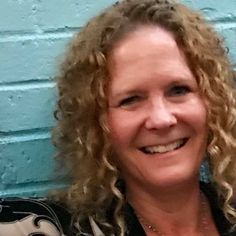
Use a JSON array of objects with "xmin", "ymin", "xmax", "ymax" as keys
[{"xmin": 109, "ymin": 77, "xmax": 196, "ymax": 99}]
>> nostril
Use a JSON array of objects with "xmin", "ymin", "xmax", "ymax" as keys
[{"xmin": 145, "ymin": 114, "xmax": 177, "ymax": 130}]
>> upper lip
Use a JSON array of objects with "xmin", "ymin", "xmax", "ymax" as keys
[{"xmin": 139, "ymin": 137, "xmax": 189, "ymax": 148}]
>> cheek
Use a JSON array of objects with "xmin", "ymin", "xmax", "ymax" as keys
[
  {"xmin": 107, "ymin": 112, "xmax": 129, "ymax": 148},
  {"xmin": 197, "ymin": 105, "xmax": 207, "ymax": 132},
  {"xmin": 185, "ymin": 99, "xmax": 207, "ymax": 132},
  {"xmin": 107, "ymin": 110, "xmax": 139, "ymax": 149},
  {"xmin": 107, "ymin": 114, "xmax": 133, "ymax": 168}
]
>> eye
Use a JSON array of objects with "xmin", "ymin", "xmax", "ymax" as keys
[
  {"xmin": 119, "ymin": 95, "xmax": 140, "ymax": 107},
  {"xmin": 168, "ymin": 85, "xmax": 191, "ymax": 96}
]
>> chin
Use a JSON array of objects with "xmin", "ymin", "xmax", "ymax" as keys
[{"xmin": 143, "ymin": 168, "xmax": 199, "ymax": 189}]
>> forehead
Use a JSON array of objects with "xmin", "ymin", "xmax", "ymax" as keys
[
  {"xmin": 110, "ymin": 24, "xmax": 177, "ymax": 56},
  {"xmin": 107, "ymin": 25, "xmax": 182, "ymax": 71},
  {"xmin": 108, "ymin": 25, "xmax": 191, "ymax": 77}
]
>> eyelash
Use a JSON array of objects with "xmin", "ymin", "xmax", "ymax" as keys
[
  {"xmin": 118, "ymin": 85, "xmax": 191, "ymax": 107},
  {"xmin": 119, "ymin": 95, "xmax": 140, "ymax": 106},
  {"xmin": 168, "ymin": 85, "xmax": 191, "ymax": 96}
]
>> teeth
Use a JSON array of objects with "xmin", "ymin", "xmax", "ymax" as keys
[{"xmin": 143, "ymin": 139, "xmax": 185, "ymax": 154}]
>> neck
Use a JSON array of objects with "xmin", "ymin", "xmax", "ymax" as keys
[{"xmin": 126, "ymin": 180, "xmax": 206, "ymax": 235}]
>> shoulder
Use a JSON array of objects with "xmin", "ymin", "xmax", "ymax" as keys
[{"xmin": 0, "ymin": 197, "xmax": 78, "ymax": 236}]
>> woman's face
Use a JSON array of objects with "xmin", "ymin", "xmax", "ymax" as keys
[{"xmin": 107, "ymin": 25, "xmax": 208, "ymax": 190}]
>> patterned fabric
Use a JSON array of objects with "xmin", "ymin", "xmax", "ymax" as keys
[
  {"xmin": 0, "ymin": 182, "xmax": 235, "ymax": 236},
  {"xmin": 0, "ymin": 197, "xmax": 76, "ymax": 236}
]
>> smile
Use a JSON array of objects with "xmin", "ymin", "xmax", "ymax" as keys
[{"xmin": 140, "ymin": 138, "xmax": 188, "ymax": 154}]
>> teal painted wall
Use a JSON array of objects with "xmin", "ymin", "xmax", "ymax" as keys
[{"xmin": 0, "ymin": 0, "xmax": 235, "ymax": 196}]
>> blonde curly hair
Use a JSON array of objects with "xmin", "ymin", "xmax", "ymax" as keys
[{"xmin": 53, "ymin": 0, "xmax": 236, "ymax": 235}]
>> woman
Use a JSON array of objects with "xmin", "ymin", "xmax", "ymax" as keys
[{"xmin": 54, "ymin": 0, "xmax": 236, "ymax": 235}]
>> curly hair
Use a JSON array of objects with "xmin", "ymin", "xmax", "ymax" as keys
[{"xmin": 53, "ymin": 0, "xmax": 236, "ymax": 235}]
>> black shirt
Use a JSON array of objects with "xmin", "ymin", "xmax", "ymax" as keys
[
  {"xmin": 0, "ymin": 183, "xmax": 235, "ymax": 235},
  {"xmin": 124, "ymin": 183, "xmax": 236, "ymax": 236}
]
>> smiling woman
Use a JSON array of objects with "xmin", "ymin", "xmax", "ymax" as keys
[
  {"xmin": 107, "ymin": 25, "xmax": 208, "ymax": 191},
  {"xmin": 53, "ymin": 0, "xmax": 236, "ymax": 235}
]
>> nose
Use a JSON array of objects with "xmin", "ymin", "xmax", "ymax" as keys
[{"xmin": 145, "ymin": 99, "xmax": 177, "ymax": 130}]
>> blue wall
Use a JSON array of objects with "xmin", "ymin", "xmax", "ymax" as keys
[{"xmin": 0, "ymin": 0, "xmax": 235, "ymax": 197}]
